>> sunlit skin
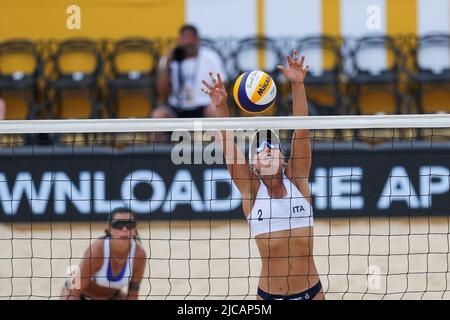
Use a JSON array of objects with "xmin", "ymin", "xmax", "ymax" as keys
[
  {"xmin": 60, "ymin": 212, "xmax": 147, "ymax": 300},
  {"xmin": 202, "ymin": 51, "xmax": 324, "ymax": 300},
  {"xmin": 254, "ymin": 146, "xmax": 284, "ymax": 177}
]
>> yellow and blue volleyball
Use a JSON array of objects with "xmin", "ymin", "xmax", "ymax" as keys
[{"xmin": 233, "ymin": 70, "xmax": 277, "ymax": 114}]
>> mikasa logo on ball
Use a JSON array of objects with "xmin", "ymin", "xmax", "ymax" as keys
[{"xmin": 257, "ymin": 76, "xmax": 271, "ymax": 96}]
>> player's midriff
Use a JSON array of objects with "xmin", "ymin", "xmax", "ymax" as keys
[{"xmin": 255, "ymin": 226, "xmax": 320, "ymax": 295}]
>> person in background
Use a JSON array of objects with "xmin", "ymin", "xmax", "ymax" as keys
[
  {"xmin": 60, "ymin": 207, "xmax": 147, "ymax": 300},
  {"xmin": 153, "ymin": 24, "xmax": 227, "ymax": 119}
]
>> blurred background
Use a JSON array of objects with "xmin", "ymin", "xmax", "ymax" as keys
[{"xmin": 0, "ymin": 0, "xmax": 449, "ymax": 128}]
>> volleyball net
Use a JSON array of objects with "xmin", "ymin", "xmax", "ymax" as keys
[{"xmin": 0, "ymin": 114, "xmax": 449, "ymax": 299}]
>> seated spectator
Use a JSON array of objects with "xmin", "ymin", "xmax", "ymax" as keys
[{"xmin": 153, "ymin": 24, "xmax": 227, "ymax": 119}]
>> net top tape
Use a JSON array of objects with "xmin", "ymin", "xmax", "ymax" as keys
[{"xmin": 0, "ymin": 114, "xmax": 448, "ymax": 134}]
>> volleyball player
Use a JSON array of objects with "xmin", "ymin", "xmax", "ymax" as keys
[
  {"xmin": 60, "ymin": 207, "xmax": 147, "ymax": 300},
  {"xmin": 201, "ymin": 50, "xmax": 324, "ymax": 300}
]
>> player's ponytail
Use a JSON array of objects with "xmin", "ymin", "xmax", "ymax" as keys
[{"xmin": 134, "ymin": 230, "xmax": 142, "ymax": 244}]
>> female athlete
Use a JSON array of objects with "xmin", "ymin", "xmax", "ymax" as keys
[
  {"xmin": 201, "ymin": 51, "xmax": 324, "ymax": 300},
  {"xmin": 60, "ymin": 207, "xmax": 147, "ymax": 300}
]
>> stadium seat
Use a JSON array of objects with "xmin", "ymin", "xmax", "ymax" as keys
[
  {"xmin": 0, "ymin": 39, "xmax": 42, "ymax": 120},
  {"xmin": 292, "ymin": 35, "xmax": 345, "ymax": 141},
  {"xmin": 346, "ymin": 35, "xmax": 406, "ymax": 142},
  {"xmin": 106, "ymin": 37, "xmax": 159, "ymax": 118},
  {"xmin": 296, "ymin": 35, "xmax": 343, "ymax": 116},
  {"xmin": 348, "ymin": 35, "xmax": 404, "ymax": 115},
  {"xmin": 46, "ymin": 38, "xmax": 103, "ymax": 119},
  {"xmin": 410, "ymin": 33, "xmax": 450, "ymax": 114}
]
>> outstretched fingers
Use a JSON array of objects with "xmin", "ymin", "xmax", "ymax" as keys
[
  {"xmin": 287, "ymin": 54, "xmax": 294, "ymax": 66},
  {"xmin": 209, "ymin": 72, "xmax": 218, "ymax": 86},
  {"xmin": 217, "ymin": 73, "xmax": 224, "ymax": 87},
  {"xmin": 299, "ymin": 55, "xmax": 305, "ymax": 67},
  {"xmin": 202, "ymin": 71, "xmax": 226, "ymax": 96},
  {"xmin": 202, "ymin": 80, "xmax": 213, "ymax": 90},
  {"xmin": 277, "ymin": 65, "xmax": 286, "ymax": 73},
  {"xmin": 201, "ymin": 79, "xmax": 214, "ymax": 95},
  {"xmin": 304, "ymin": 65, "xmax": 310, "ymax": 75}
]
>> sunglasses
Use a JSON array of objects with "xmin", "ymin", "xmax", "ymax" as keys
[
  {"xmin": 256, "ymin": 141, "xmax": 280, "ymax": 154},
  {"xmin": 111, "ymin": 220, "xmax": 137, "ymax": 230}
]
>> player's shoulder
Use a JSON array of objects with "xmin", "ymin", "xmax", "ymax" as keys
[
  {"xmin": 134, "ymin": 243, "xmax": 147, "ymax": 269},
  {"xmin": 285, "ymin": 171, "xmax": 312, "ymax": 201},
  {"xmin": 134, "ymin": 242, "xmax": 147, "ymax": 259},
  {"xmin": 87, "ymin": 237, "xmax": 105, "ymax": 258}
]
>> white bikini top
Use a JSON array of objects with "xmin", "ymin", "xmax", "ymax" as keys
[
  {"xmin": 247, "ymin": 174, "xmax": 313, "ymax": 237},
  {"xmin": 92, "ymin": 237, "xmax": 136, "ymax": 290}
]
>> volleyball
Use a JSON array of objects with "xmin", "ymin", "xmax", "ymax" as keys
[{"xmin": 233, "ymin": 70, "xmax": 277, "ymax": 114}]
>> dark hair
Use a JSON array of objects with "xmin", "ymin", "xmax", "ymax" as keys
[
  {"xmin": 104, "ymin": 207, "xmax": 141, "ymax": 243},
  {"xmin": 249, "ymin": 129, "xmax": 286, "ymax": 173},
  {"xmin": 255, "ymin": 129, "xmax": 279, "ymax": 146},
  {"xmin": 179, "ymin": 24, "xmax": 199, "ymax": 37},
  {"xmin": 108, "ymin": 206, "xmax": 136, "ymax": 222}
]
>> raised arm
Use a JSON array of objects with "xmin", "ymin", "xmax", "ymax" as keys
[
  {"xmin": 201, "ymin": 73, "xmax": 257, "ymax": 201},
  {"xmin": 278, "ymin": 51, "xmax": 312, "ymax": 181}
]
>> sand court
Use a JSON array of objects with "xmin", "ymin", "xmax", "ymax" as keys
[{"xmin": 1, "ymin": 216, "xmax": 449, "ymax": 300}]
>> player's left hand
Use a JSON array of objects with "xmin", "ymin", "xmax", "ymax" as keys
[{"xmin": 277, "ymin": 50, "xmax": 309, "ymax": 84}]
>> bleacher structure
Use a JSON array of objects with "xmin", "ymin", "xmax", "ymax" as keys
[{"xmin": 0, "ymin": 35, "xmax": 449, "ymax": 145}]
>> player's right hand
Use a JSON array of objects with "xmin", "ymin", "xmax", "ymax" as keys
[{"xmin": 201, "ymin": 72, "xmax": 227, "ymax": 108}]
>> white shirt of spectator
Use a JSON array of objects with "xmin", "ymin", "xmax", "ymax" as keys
[{"xmin": 168, "ymin": 47, "xmax": 226, "ymax": 111}]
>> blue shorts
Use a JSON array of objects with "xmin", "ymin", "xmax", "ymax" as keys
[{"xmin": 257, "ymin": 281, "xmax": 322, "ymax": 300}]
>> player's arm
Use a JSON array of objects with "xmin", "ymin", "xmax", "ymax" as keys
[
  {"xmin": 279, "ymin": 51, "xmax": 312, "ymax": 181},
  {"xmin": 127, "ymin": 246, "xmax": 147, "ymax": 300},
  {"xmin": 201, "ymin": 72, "xmax": 257, "ymax": 198},
  {"xmin": 67, "ymin": 240, "xmax": 103, "ymax": 300}
]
